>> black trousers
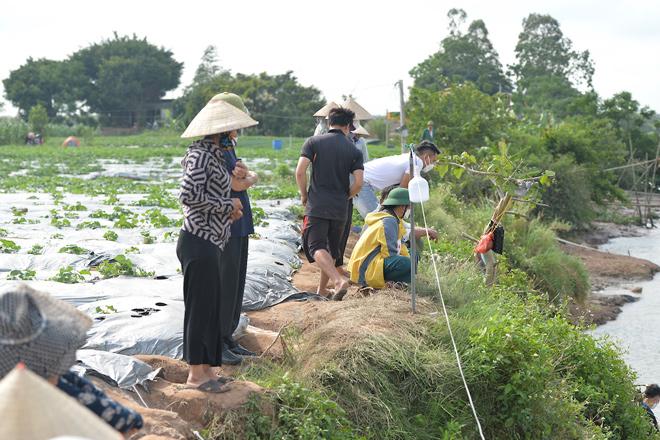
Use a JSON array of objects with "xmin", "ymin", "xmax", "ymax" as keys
[
  {"xmin": 336, "ymin": 199, "xmax": 353, "ymax": 267},
  {"xmin": 218, "ymin": 236, "xmax": 249, "ymax": 341},
  {"xmin": 176, "ymin": 230, "xmax": 224, "ymax": 366}
]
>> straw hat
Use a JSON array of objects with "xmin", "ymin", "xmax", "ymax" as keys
[
  {"xmin": 313, "ymin": 101, "xmax": 339, "ymax": 117},
  {"xmin": 0, "ymin": 285, "xmax": 92, "ymax": 380},
  {"xmin": 341, "ymin": 97, "xmax": 373, "ymax": 120},
  {"xmin": 0, "ymin": 365, "xmax": 120, "ymax": 440},
  {"xmin": 214, "ymin": 92, "xmax": 250, "ymax": 114},
  {"xmin": 181, "ymin": 94, "xmax": 258, "ymax": 139},
  {"xmin": 351, "ymin": 120, "xmax": 370, "ymax": 137}
]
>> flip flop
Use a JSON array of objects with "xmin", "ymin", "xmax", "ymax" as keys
[
  {"xmin": 216, "ymin": 376, "xmax": 235, "ymax": 385},
  {"xmin": 331, "ymin": 288, "xmax": 348, "ymax": 301},
  {"xmin": 185, "ymin": 380, "xmax": 229, "ymax": 393}
]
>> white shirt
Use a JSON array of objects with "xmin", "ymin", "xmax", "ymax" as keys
[{"xmin": 363, "ymin": 153, "xmax": 423, "ymax": 191}]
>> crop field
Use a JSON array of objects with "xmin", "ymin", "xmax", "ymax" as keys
[{"xmin": 0, "ymin": 132, "xmax": 397, "ymax": 289}]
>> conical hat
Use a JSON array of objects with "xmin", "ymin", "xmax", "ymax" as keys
[
  {"xmin": 0, "ymin": 366, "xmax": 120, "ymax": 440},
  {"xmin": 181, "ymin": 97, "xmax": 258, "ymax": 138},
  {"xmin": 313, "ymin": 101, "xmax": 339, "ymax": 117},
  {"xmin": 341, "ymin": 97, "xmax": 373, "ymax": 120},
  {"xmin": 351, "ymin": 119, "xmax": 370, "ymax": 137}
]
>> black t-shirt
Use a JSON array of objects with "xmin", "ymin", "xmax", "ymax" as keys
[{"xmin": 301, "ymin": 129, "xmax": 364, "ymax": 220}]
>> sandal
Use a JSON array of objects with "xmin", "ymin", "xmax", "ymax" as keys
[
  {"xmin": 185, "ymin": 380, "xmax": 230, "ymax": 393},
  {"xmin": 216, "ymin": 376, "xmax": 234, "ymax": 385}
]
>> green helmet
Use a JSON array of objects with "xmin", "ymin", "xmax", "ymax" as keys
[
  {"xmin": 382, "ymin": 188, "xmax": 410, "ymax": 207},
  {"xmin": 212, "ymin": 92, "xmax": 250, "ymax": 115}
]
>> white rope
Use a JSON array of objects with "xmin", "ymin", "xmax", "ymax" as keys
[{"xmin": 414, "ymin": 187, "xmax": 486, "ymax": 440}]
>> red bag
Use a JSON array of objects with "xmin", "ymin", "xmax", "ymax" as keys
[{"xmin": 474, "ymin": 232, "xmax": 494, "ymax": 254}]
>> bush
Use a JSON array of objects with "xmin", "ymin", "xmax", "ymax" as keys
[{"xmin": 0, "ymin": 117, "xmax": 28, "ymax": 145}]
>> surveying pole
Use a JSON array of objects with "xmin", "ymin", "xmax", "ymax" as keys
[
  {"xmin": 396, "ymin": 80, "xmax": 407, "ymax": 153},
  {"xmin": 408, "ymin": 145, "xmax": 417, "ymax": 314}
]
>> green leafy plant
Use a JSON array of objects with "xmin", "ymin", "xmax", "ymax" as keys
[
  {"xmin": 125, "ymin": 246, "xmax": 140, "ymax": 254},
  {"xmin": 0, "ymin": 228, "xmax": 8, "ymax": 237},
  {"xmin": 103, "ymin": 230, "xmax": 118, "ymax": 241},
  {"xmin": 76, "ymin": 220, "xmax": 102, "ymax": 230},
  {"xmin": 50, "ymin": 266, "xmax": 85, "ymax": 284},
  {"xmin": 58, "ymin": 244, "xmax": 89, "ymax": 255},
  {"xmin": 113, "ymin": 213, "xmax": 138, "ymax": 229},
  {"xmin": 143, "ymin": 208, "xmax": 179, "ymax": 228},
  {"xmin": 51, "ymin": 233, "xmax": 64, "ymax": 239},
  {"xmin": 7, "ymin": 269, "xmax": 36, "ymax": 280},
  {"xmin": 141, "ymin": 230, "xmax": 155, "ymax": 244},
  {"xmin": 0, "ymin": 239, "xmax": 20, "ymax": 253},
  {"xmin": 27, "ymin": 244, "xmax": 44, "ymax": 255},
  {"xmin": 11, "ymin": 206, "xmax": 28, "ymax": 216},
  {"xmin": 63, "ymin": 202, "xmax": 88, "ymax": 211},
  {"xmin": 95, "ymin": 305, "xmax": 118, "ymax": 314},
  {"xmin": 98, "ymin": 255, "xmax": 154, "ymax": 279},
  {"xmin": 252, "ymin": 207, "xmax": 269, "ymax": 227}
]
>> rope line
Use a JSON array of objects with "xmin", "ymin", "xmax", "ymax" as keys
[{"xmin": 414, "ymin": 185, "xmax": 486, "ymax": 440}]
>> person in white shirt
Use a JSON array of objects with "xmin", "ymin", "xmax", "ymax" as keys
[{"xmin": 354, "ymin": 140, "xmax": 440, "ymax": 240}]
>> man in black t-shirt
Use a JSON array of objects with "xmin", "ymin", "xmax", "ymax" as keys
[{"xmin": 295, "ymin": 107, "xmax": 364, "ymax": 300}]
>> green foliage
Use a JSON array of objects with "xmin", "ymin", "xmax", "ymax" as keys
[
  {"xmin": 63, "ymin": 201, "xmax": 88, "ymax": 211},
  {"xmin": 27, "ymin": 244, "xmax": 44, "ymax": 255},
  {"xmin": 76, "ymin": 220, "xmax": 102, "ymax": 230},
  {"xmin": 103, "ymin": 230, "xmax": 118, "ymax": 241},
  {"xmin": 95, "ymin": 305, "xmax": 117, "ymax": 314},
  {"xmin": 0, "ymin": 117, "xmax": 28, "ymax": 145},
  {"xmin": 28, "ymin": 104, "xmax": 48, "ymax": 134},
  {"xmin": 98, "ymin": 255, "xmax": 154, "ymax": 278},
  {"xmin": 135, "ymin": 187, "xmax": 179, "ymax": 209},
  {"xmin": 174, "ymin": 69, "xmax": 324, "ymax": 137},
  {"xmin": 143, "ymin": 208, "xmax": 179, "ymax": 228},
  {"xmin": 50, "ymin": 266, "xmax": 86, "ymax": 284},
  {"xmin": 252, "ymin": 207, "xmax": 268, "ymax": 227},
  {"xmin": 7, "ymin": 269, "xmax": 36, "ymax": 280},
  {"xmin": 113, "ymin": 213, "xmax": 138, "ymax": 229},
  {"xmin": 209, "ymin": 374, "xmax": 358, "ymax": 440},
  {"xmin": 410, "ymin": 9, "xmax": 511, "ymax": 95},
  {"xmin": 0, "ymin": 239, "xmax": 20, "ymax": 253},
  {"xmin": 58, "ymin": 244, "xmax": 89, "ymax": 255},
  {"xmin": 406, "ymin": 83, "xmax": 512, "ymax": 154},
  {"xmin": 141, "ymin": 230, "xmax": 155, "ymax": 244}
]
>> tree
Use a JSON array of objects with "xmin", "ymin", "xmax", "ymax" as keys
[
  {"xmin": 406, "ymin": 83, "xmax": 513, "ymax": 154},
  {"xmin": 71, "ymin": 33, "xmax": 183, "ymax": 126},
  {"xmin": 174, "ymin": 71, "xmax": 324, "ymax": 137},
  {"xmin": 28, "ymin": 104, "xmax": 48, "ymax": 134},
  {"xmin": 510, "ymin": 14, "xmax": 595, "ymax": 118},
  {"xmin": 193, "ymin": 45, "xmax": 223, "ymax": 85},
  {"xmin": 410, "ymin": 9, "xmax": 511, "ymax": 95},
  {"xmin": 601, "ymin": 91, "xmax": 658, "ymax": 161},
  {"xmin": 3, "ymin": 58, "xmax": 82, "ymax": 120}
]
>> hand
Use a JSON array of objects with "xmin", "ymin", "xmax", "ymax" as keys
[
  {"xmin": 231, "ymin": 209, "xmax": 243, "ymax": 222},
  {"xmin": 231, "ymin": 198, "xmax": 243, "ymax": 212},
  {"xmin": 301, "ymin": 194, "xmax": 308, "ymax": 206},
  {"xmin": 425, "ymin": 228, "xmax": 439, "ymax": 240},
  {"xmin": 233, "ymin": 161, "xmax": 248, "ymax": 179}
]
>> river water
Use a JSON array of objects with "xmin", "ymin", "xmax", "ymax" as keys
[{"xmin": 591, "ymin": 227, "xmax": 660, "ymax": 385}]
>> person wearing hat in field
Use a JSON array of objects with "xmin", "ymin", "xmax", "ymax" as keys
[
  {"xmin": 296, "ymin": 107, "xmax": 364, "ymax": 299},
  {"xmin": 348, "ymin": 188, "xmax": 412, "ymax": 288},
  {"xmin": 0, "ymin": 285, "xmax": 143, "ymax": 436},
  {"xmin": 422, "ymin": 120, "xmax": 435, "ymax": 142},
  {"xmin": 214, "ymin": 92, "xmax": 259, "ymax": 364},
  {"xmin": 178, "ymin": 93, "xmax": 257, "ymax": 391}
]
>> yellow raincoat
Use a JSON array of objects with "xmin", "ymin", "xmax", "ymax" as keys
[{"xmin": 348, "ymin": 211, "xmax": 409, "ymax": 288}]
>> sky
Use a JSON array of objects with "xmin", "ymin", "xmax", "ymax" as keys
[{"xmin": 2, "ymin": 0, "xmax": 660, "ymax": 118}]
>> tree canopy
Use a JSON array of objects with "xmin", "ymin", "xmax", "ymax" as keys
[
  {"xmin": 410, "ymin": 9, "xmax": 511, "ymax": 95},
  {"xmin": 3, "ymin": 34, "xmax": 183, "ymax": 126}
]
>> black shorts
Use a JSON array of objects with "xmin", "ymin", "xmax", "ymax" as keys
[{"xmin": 302, "ymin": 216, "xmax": 346, "ymax": 263}]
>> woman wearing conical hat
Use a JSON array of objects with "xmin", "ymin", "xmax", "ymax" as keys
[{"xmin": 178, "ymin": 94, "xmax": 258, "ymax": 392}]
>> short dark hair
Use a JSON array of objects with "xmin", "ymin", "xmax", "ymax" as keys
[
  {"xmin": 645, "ymin": 384, "xmax": 660, "ymax": 398},
  {"xmin": 328, "ymin": 108, "xmax": 356, "ymax": 127},
  {"xmin": 416, "ymin": 140, "xmax": 440, "ymax": 155}
]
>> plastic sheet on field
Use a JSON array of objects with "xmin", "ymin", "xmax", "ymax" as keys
[{"xmin": 75, "ymin": 349, "xmax": 160, "ymax": 389}]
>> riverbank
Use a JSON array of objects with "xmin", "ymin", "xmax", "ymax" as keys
[{"xmin": 564, "ymin": 222, "xmax": 660, "ymax": 326}]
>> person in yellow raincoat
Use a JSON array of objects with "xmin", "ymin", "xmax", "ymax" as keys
[{"xmin": 348, "ymin": 188, "xmax": 411, "ymax": 288}]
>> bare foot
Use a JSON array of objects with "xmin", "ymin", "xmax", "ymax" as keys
[{"xmin": 332, "ymin": 278, "xmax": 350, "ymax": 301}]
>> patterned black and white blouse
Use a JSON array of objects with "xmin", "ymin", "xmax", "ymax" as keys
[{"xmin": 180, "ymin": 139, "xmax": 235, "ymax": 249}]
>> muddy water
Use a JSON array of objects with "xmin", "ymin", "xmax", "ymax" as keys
[{"xmin": 591, "ymin": 228, "xmax": 660, "ymax": 385}]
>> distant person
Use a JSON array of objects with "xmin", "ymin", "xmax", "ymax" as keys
[
  {"xmin": 351, "ymin": 120, "xmax": 370, "ymax": 163},
  {"xmin": 642, "ymin": 384, "xmax": 660, "ymax": 431},
  {"xmin": 295, "ymin": 107, "xmax": 364, "ymax": 300},
  {"xmin": 178, "ymin": 94, "xmax": 256, "ymax": 392},
  {"xmin": 313, "ymin": 117, "xmax": 328, "ymax": 136},
  {"xmin": 422, "ymin": 120, "xmax": 435, "ymax": 142},
  {"xmin": 348, "ymin": 188, "xmax": 412, "ymax": 288},
  {"xmin": 25, "ymin": 132, "xmax": 36, "ymax": 145},
  {"xmin": 0, "ymin": 285, "xmax": 143, "ymax": 436},
  {"xmin": 215, "ymin": 93, "xmax": 259, "ymax": 365}
]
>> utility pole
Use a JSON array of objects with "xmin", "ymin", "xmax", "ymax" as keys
[{"xmin": 395, "ymin": 80, "xmax": 407, "ymax": 153}]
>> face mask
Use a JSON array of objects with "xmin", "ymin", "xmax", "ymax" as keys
[
  {"xmin": 422, "ymin": 164, "xmax": 435, "ymax": 173},
  {"xmin": 402, "ymin": 209, "xmax": 410, "ymax": 220}
]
